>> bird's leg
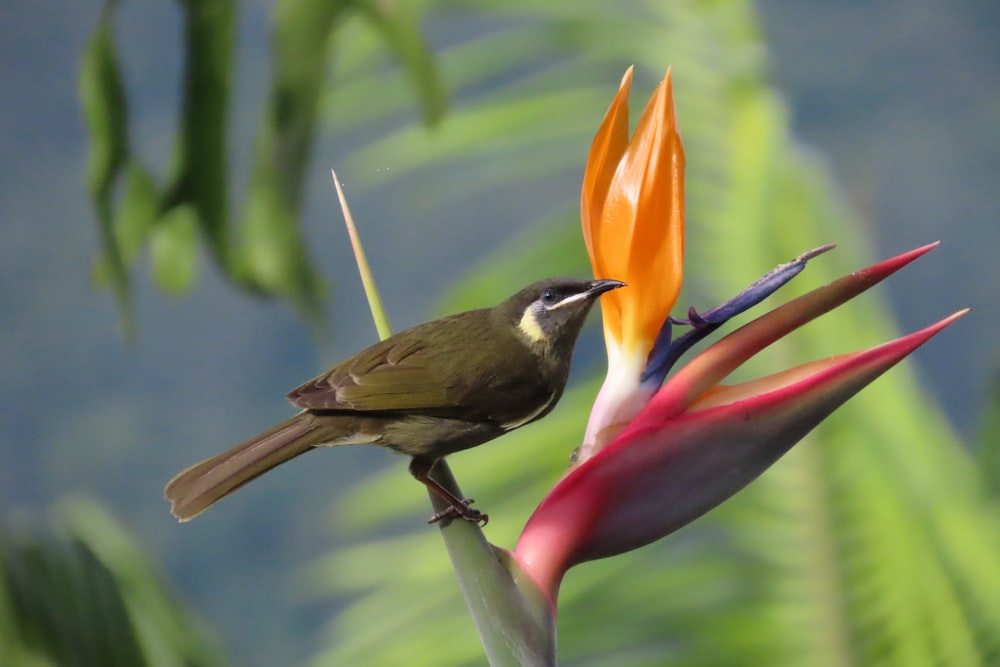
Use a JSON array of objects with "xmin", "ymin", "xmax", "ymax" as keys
[{"xmin": 409, "ymin": 457, "xmax": 489, "ymax": 526}]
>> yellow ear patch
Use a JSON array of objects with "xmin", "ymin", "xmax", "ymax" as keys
[{"xmin": 518, "ymin": 307, "xmax": 546, "ymax": 343}]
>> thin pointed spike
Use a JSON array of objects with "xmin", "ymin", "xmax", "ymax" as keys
[{"xmin": 331, "ymin": 169, "xmax": 392, "ymax": 341}]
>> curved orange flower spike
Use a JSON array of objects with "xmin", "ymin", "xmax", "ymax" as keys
[
  {"xmin": 582, "ymin": 67, "xmax": 685, "ymax": 353},
  {"xmin": 580, "ymin": 67, "xmax": 686, "ymax": 456}
]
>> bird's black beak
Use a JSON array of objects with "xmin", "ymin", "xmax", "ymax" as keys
[{"xmin": 587, "ymin": 279, "xmax": 627, "ymax": 297}]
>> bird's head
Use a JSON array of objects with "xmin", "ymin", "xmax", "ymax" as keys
[{"xmin": 498, "ymin": 278, "xmax": 625, "ymax": 355}]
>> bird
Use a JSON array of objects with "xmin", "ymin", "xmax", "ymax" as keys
[{"xmin": 164, "ymin": 277, "xmax": 624, "ymax": 525}]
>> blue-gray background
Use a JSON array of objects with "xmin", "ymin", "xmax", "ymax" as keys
[{"xmin": 1, "ymin": 2, "xmax": 996, "ymax": 665}]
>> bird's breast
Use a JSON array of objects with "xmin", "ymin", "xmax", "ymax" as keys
[{"xmin": 498, "ymin": 387, "xmax": 560, "ymax": 431}]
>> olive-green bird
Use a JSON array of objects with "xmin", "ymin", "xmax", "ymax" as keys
[{"xmin": 165, "ymin": 277, "xmax": 624, "ymax": 524}]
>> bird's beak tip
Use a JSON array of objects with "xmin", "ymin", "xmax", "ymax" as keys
[{"xmin": 590, "ymin": 279, "xmax": 627, "ymax": 296}]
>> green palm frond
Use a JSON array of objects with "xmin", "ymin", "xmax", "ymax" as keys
[{"xmin": 304, "ymin": 1, "xmax": 1000, "ymax": 665}]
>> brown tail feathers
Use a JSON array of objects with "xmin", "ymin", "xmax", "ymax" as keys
[{"xmin": 165, "ymin": 413, "xmax": 328, "ymax": 521}]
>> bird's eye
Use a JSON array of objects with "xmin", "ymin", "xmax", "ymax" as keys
[{"xmin": 540, "ymin": 288, "xmax": 558, "ymax": 305}]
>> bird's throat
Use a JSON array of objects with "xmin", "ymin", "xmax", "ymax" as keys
[{"xmin": 517, "ymin": 308, "xmax": 546, "ymax": 344}]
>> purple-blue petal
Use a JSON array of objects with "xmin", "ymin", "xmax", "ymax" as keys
[{"xmin": 641, "ymin": 244, "xmax": 835, "ymax": 386}]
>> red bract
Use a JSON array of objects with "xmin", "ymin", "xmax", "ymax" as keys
[{"xmin": 515, "ymin": 244, "xmax": 966, "ymax": 599}]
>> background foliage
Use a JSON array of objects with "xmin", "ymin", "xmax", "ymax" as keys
[
  {"xmin": 1, "ymin": 499, "xmax": 223, "ymax": 667},
  {"xmin": 1, "ymin": 0, "xmax": 998, "ymax": 666}
]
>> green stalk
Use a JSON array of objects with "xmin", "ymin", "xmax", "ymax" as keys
[{"xmin": 426, "ymin": 465, "xmax": 557, "ymax": 667}]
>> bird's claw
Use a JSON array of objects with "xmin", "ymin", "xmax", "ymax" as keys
[{"xmin": 428, "ymin": 498, "xmax": 489, "ymax": 526}]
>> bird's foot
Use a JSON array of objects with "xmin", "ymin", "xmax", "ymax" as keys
[{"xmin": 428, "ymin": 498, "xmax": 489, "ymax": 526}]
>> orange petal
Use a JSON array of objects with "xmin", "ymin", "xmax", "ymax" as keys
[
  {"xmin": 581, "ymin": 66, "xmax": 633, "ymax": 274},
  {"xmin": 599, "ymin": 69, "xmax": 685, "ymax": 347}
]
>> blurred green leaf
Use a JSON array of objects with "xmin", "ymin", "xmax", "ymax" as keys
[
  {"xmin": 978, "ymin": 369, "xmax": 1000, "ymax": 495},
  {"xmin": 164, "ymin": 0, "xmax": 235, "ymax": 268},
  {"xmin": 151, "ymin": 205, "xmax": 199, "ymax": 294},
  {"xmin": 80, "ymin": 0, "xmax": 447, "ymax": 328},
  {"xmin": 237, "ymin": 0, "xmax": 346, "ymax": 314},
  {"xmin": 1, "ymin": 499, "xmax": 225, "ymax": 667},
  {"xmin": 116, "ymin": 163, "xmax": 159, "ymax": 261},
  {"xmin": 92, "ymin": 162, "xmax": 158, "ymax": 287},
  {"xmin": 4, "ymin": 536, "xmax": 146, "ymax": 667},
  {"xmin": 79, "ymin": 0, "xmax": 131, "ymax": 330},
  {"xmin": 354, "ymin": 0, "xmax": 448, "ymax": 126},
  {"xmin": 79, "ymin": 1, "xmax": 128, "ymax": 209}
]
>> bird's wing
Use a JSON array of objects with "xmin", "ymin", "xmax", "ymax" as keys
[{"xmin": 287, "ymin": 326, "xmax": 475, "ymax": 412}]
